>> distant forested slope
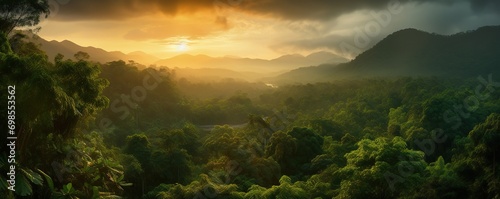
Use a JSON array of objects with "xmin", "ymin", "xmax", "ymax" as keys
[{"xmin": 274, "ymin": 26, "xmax": 500, "ymax": 84}]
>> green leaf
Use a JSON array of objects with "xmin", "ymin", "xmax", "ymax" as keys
[
  {"xmin": 119, "ymin": 182, "xmax": 133, "ymax": 187},
  {"xmin": 63, "ymin": 183, "xmax": 73, "ymax": 194},
  {"xmin": 37, "ymin": 169, "xmax": 54, "ymax": 191},
  {"xmin": 16, "ymin": 175, "xmax": 33, "ymax": 196},
  {"xmin": 92, "ymin": 186, "xmax": 100, "ymax": 199},
  {"xmin": 21, "ymin": 168, "xmax": 43, "ymax": 186},
  {"xmin": 117, "ymin": 174, "xmax": 124, "ymax": 182},
  {"xmin": 92, "ymin": 175, "xmax": 101, "ymax": 183}
]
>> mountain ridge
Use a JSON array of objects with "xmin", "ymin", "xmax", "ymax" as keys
[
  {"xmin": 272, "ymin": 25, "xmax": 500, "ymax": 84},
  {"xmin": 24, "ymin": 33, "xmax": 348, "ymax": 73}
]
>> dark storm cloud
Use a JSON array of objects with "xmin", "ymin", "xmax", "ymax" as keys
[
  {"xmin": 242, "ymin": 0, "xmax": 500, "ymax": 20},
  {"xmin": 53, "ymin": 0, "xmax": 500, "ymax": 21},
  {"xmin": 271, "ymin": 34, "xmax": 352, "ymax": 51},
  {"xmin": 271, "ymin": 0, "xmax": 500, "ymax": 58},
  {"xmin": 242, "ymin": 0, "xmax": 403, "ymax": 20},
  {"xmin": 53, "ymin": 0, "xmax": 215, "ymax": 20},
  {"xmin": 470, "ymin": 0, "xmax": 500, "ymax": 13},
  {"xmin": 270, "ymin": 32, "xmax": 386, "ymax": 58}
]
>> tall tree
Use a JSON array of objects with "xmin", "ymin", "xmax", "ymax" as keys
[
  {"xmin": 336, "ymin": 137, "xmax": 427, "ymax": 199},
  {"xmin": 1, "ymin": 35, "xmax": 114, "ymax": 198},
  {"xmin": 464, "ymin": 113, "xmax": 500, "ymax": 198},
  {"xmin": 0, "ymin": 0, "xmax": 50, "ymax": 34}
]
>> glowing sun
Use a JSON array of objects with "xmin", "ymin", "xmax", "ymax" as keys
[{"xmin": 176, "ymin": 42, "xmax": 189, "ymax": 52}]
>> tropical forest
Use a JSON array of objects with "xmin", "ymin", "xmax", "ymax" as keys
[{"xmin": 1, "ymin": 0, "xmax": 500, "ymax": 198}]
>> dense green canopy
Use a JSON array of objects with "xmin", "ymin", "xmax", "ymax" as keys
[{"xmin": 1, "ymin": 31, "xmax": 499, "ymax": 198}]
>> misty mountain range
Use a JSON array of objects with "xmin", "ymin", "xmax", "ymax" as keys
[
  {"xmin": 156, "ymin": 52, "xmax": 348, "ymax": 73},
  {"xmin": 27, "ymin": 34, "xmax": 347, "ymax": 74},
  {"xmin": 25, "ymin": 25, "xmax": 500, "ymax": 83},
  {"xmin": 273, "ymin": 25, "xmax": 500, "ymax": 84},
  {"xmin": 28, "ymin": 36, "xmax": 160, "ymax": 65}
]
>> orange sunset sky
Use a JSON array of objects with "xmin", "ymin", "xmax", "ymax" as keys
[{"xmin": 37, "ymin": 0, "xmax": 500, "ymax": 59}]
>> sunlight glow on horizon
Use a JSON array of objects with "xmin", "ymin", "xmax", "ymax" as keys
[
  {"xmin": 176, "ymin": 42, "xmax": 188, "ymax": 51},
  {"xmin": 175, "ymin": 41, "xmax": 189, "ymax": 52},
  {"xmin": 36, "ymin": 0, "xmax": 500, "ymax": 61}
]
